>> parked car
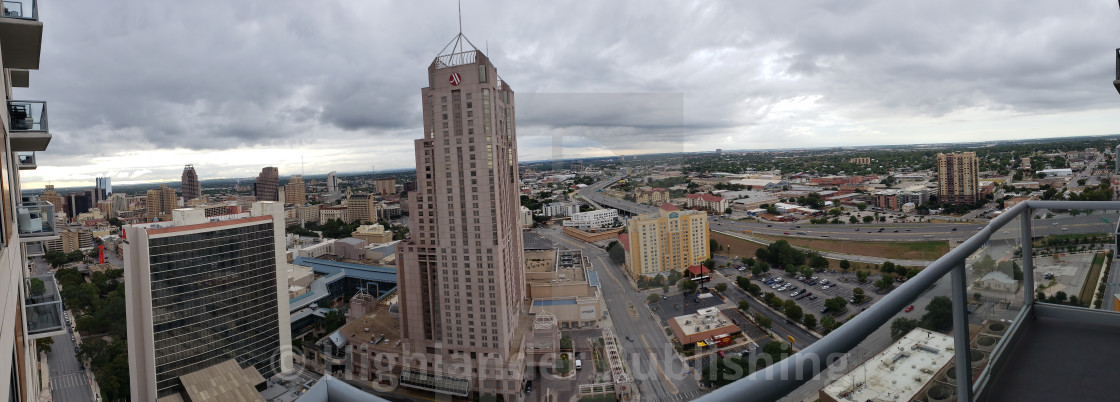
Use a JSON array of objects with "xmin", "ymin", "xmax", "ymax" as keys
[
  {"xmin": 905, "ymin": 305, "xmax": 915, "ymax": 312},
  {"xmin": 717, "ymin": 350, "xmax": 726, "ymax": 358},
  {"xmin": 575, "ymin": 359, "xmax": 582, "ymax": 370}
]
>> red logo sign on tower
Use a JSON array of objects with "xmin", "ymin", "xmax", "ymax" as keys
[{"xmin": 449, "ymin": 73, "xmax": 462, "ymax": 86}]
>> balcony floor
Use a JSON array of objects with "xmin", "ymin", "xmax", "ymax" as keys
[{"xmin": 984, "ymin": 313, "xmax": 1120, "ymax": 401}]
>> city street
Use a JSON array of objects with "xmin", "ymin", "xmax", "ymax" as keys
[
  {"xmin": 46, "ymin": 331, "xmax": 93, "ymax": 402},
  {"xmin": 534, "ymin": 227, "xmax": 702, "ymax": 401}
]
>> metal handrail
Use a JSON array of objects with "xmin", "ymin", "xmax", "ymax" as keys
[
  {"xmin": 697, "ymin": 200, "xmax": 1120, "ymax": 402},
  {"xmin": 1115, "ymin": 48, "xmax": 1119, "ymax": 80}
]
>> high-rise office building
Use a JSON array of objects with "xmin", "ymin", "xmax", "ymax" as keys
[
  {"xmin": 181, "ymin": 164, "xmax": 201, "ymax": 202},
  {"xmin": 124, "ymin": 202, "xmax": 293, "ymax": 399},
  {"xmin": 255, "ymin": 166, "xmax": 280, "ymax": 202},
  {"xmin": 284, "ymin": 174, "xmax": 305, "ymax": 205},
  {"xmin": 1, "ymin": 5, "xmax": 58, "ymax": 401},
  {"xmin": 145, "ymin": 184, "xmax": 177, "ymax": 221},
  {"xmin": 394, "ymin": 33, "xmax": 527, "ymax": 401},
  {"xmin": 95, "ymin": 176, "xmax": 112, "ymax": 202},
  {"xmin": 66, "ymin": 192, "xmax": 92, "ymax": 219},
  {"xmin": 40, "ymin": 185, "xmax": 64, "ymax": 213},
  {"xmin": 345, "ymin": 193, "xmax": 378, "ymax": 224},
  {"xmin": 622, "ymin": 205, "xmax": 710, "ymax": 277},
  {"xmin": 937, "ymin": 152, "xmax": 980, "ymax": 205},
  {"xmin": 326, "ymin": 171, "xmax": 338, "ymax": 193},
  {"xmin": 375, "ymin": 177, "xmax": 396, "ymax": 195}
]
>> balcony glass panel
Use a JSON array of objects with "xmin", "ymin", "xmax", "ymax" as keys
[
  {"xmin": 697, "ymin": 201, "xmax": 1120, "ymax": 402},
  {"xmin": 25, "ymin": 275, "xmax": 63, "ymax": 338},
  {"xmin": 17, "ymin": 200, "xmax": 54, "ymax": 238},
  {"xmin": 7, "ymin": 100, "xmax": 46, "ymax": 132},
  {"xmin": 1, "ymin": 0, "xmax": 35, "ymax": 20},
  {"xmin": 16, "ymin": 151, "xmax": 35, "ymax": 168}
]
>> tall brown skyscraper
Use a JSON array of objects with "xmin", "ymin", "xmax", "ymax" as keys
[
  {"xmin": 394, "ymin": 33, "xmax": 527, "ymax": 401},
  {"xmin": 181, "ymin": 165, "xmax": 201, "ymax": 202},
  {"xmin": 937, "ymin": 152, "xmax": 980, "ymax": 205},
  {"xmin": 284, "ymin": 174, "xmax": 305, "ymax": 205},
  {"xmin": 255, "ymin": 166, "xmax": 279, "ymax": 202}
]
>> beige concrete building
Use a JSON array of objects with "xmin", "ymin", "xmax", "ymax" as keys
[
  {"xmin": 392, "ymin": 34, "xmax": 530, "ymax": 401},
  {"xmin": 346, "ymin": 193, "xmax": 378, "ymax": 224},
  {"xmin": 285, "ymin": 174, "xmax": 305, "ymax": 205},
  {"xmin": 123, "ymin": 203, "xmax": 293, "ymax": 400},
  {"xmin": 295, "ymin": 203, "xmax": 320, "ymax": 223},
  {"xmin": 41, "ymin": 184, "xmax": 64, "ymax": 213},
  {"xmin": 623, "ymin": 206, "xmax": 710, "ymax": 277},
  {"xmin": 319, "ymin": 205, "xmax": 348, "ymax": 223},
  {"xmin": 145, "ymin": 184, "xmax": 177, "ymax": 221},
  {"xmin": 849, "ymin": 157, "xmax": 871, "ymax": 165},
  {"xmin": 375, "ymin": 177, "xmax": 396, "ymax": 195},
  {"xmin": 352, "ymin": 223, "xmax": 393, "ymax": 244},
  {"xmin": 667, "ymin": 307, "xmax": 740, "ymax": 345},
  {"xmin": 937, "ymin": 152, "xmax": 980, "ymax": 205},
  {"xmin": 525, "ymin": 249, "xmax": 604, "ymax": 329}
]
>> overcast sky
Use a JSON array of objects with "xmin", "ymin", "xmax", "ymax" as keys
[{"xmin": 19, "ymin": 0, "xmax": 1120, "ymax": 189}]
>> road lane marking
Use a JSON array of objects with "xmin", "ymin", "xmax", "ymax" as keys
[{"xmin": 640, "ymin": 334, "xmax": 679, "ymax": 396}]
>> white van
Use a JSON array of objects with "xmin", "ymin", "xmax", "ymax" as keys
[{"xmin": 575, "ymin": 359, "xmax": 582, "ymax": 370}]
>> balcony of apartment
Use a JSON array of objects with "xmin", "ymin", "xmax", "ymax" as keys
[
  {"xmin": 25, "ymin": 274, "xmax": 65, "ymax": 340},
  {"xmin": 24, "ymin": 240, "xmax": 43, "ymax": 257},
  {"xmin": 17, "ymin": 200, "xmax": 56, "ymax": 241},
  {"xmin": 16, "ymin": 151, "xmax": 35, "ymax": 169},
  {"xmin": 0, "ymin": 0, "xmax": 40, "ymax": 69},
  {"xmin": 698, "ymin": 200, "xmax": 1120, "ymax": 402},
  {"xmin": 10, "ymin": 68, "xmax": 27, "ymax": 87},
  {"xmin": 8, "ymin": 100, "xmax": 49, "ymax": 151}
]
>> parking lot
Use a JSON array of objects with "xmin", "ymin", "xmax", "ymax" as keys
[
  {"xmin": 752, "ymin": 270, "xmax": 879, "ymax": 321},
  {"xmin": 650, "ymin": 290, "xmax": 727, "ymax": 324}
]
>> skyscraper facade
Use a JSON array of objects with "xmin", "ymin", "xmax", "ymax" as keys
[
  {"xmin": 394, "ymin": 34, "xmax": 527, "ymax": 401},
  {"xmin": 40, "ymin": 185, "xmax": 64, "ymax": 213},
  {"xmin": 255, "ymin": 166, "xmax": 280, "ymax": 202},
  {"xmin": 95, "ymin": 176, "xmax": 112, "ymax": 202},
  {"xmin": 145, "ymin": 184, "xmax": 177, "ymax": 221},
  {"xmin": 284, "ymin": 174, "xmax": 305, "ymax": 205},
  {"xmin": 375, "ymin": 177, "xmax": 396, "ymax": 195},
  {"xmin": 623, "ymin": 206, "xmax": 710, "ymax": 277},
  {"xmin": 326, "ymin": 171, "xmax": 338, "ymax": 193},
  {"xmin": 181, "ymin": 164, "xmax": 201, "ymax": 202},
  {"xmin": 937, "ymin": 152, "xmax": 980, "ymax": 205},
  {"xmin": 124, "ymin": 202, "xmax": 293, "ymax": 399}
]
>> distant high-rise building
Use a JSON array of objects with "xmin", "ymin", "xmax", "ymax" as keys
[
  {"xmin": 937, "ymin": 152, "xmax": 980, "ymax": 205},
  {"xmin": 326, "ymin": 171, "xmax": 338, "ymax": 193},
  {"xmin": 145, "ymin": 184, "xmax": 177, "ymax": 220},
  {"xmin": 95, "ymin": 176, "xmax": 112, "ymax": 202},
  {"xmin": 41, "ymin": 184, "xmax": 64, "ymax": 212},
  {"xmin": 622, "ymin": 205, "xmax": 710, "ymax": 277},
  {"xmin": 66, "ymin": 193, "xmax": 92, "ymax": 219},
  {"xmin": 345, "ymin": 193, "xmax": 378, "ymax": 224},
  {"xmin": 375, "ymin": 177, "xmax": 396, "ymax": 195},
  {"xmin": 181, "ymin": 164, "xmax": 201, "ymax": 202},
  {"xmin": 715, "ymin": 149, "xmax": 722, "ymax": 155},
  {"xmin": 391, "ymin": 33, "xmax": 528, "ymax": 401},
  {"xmin": 284, "ymin": 174, "xmax": 305, "ymax": 205},
  {"xmin": 255, "ymin": 166, "xmax": 280, "ymax": 202},
  {"xmin": 124, "ymin": 203, "xmax": 293, "ymax": 399}
]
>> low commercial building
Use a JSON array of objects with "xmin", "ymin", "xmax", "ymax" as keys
[
  {"xmin": 334, "ymin": 237, "xmax": 369, "ymax": 260},
  {"xmin": 685, "ymin": 193, "xmax": 729, "ymax": 212},
  {"xmin": 525, "ymin": 249, "xmax": 604, "ymax": 329},
  {"xmin": 819, "ymin": 328, "xmax": 954, "ymax": 402},
  {"xmin": 562, "ymin": 208, "xmax": 618, "ymax": 229},
  {"xmin": 1039, "ymin": 168, "xmax": 1073, "ymax": 177},
  {"xmin": 542, "ymin": 202, "xmax": 579, "ymax": 217},
  {"xmin": 44, "ymin": 228, "xmax": 94, "ymax": 253},
  {"xmin": 351, "ymin": 224, "xmax": 393, "ymax": 244},
  {"xmin": 666, "ymin": 307, "xmax": 739, "ymax": 345}
]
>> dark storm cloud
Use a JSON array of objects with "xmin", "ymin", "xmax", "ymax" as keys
[{"xmin": 17, "ymin": 0, "xmax": 1119, "ymax": 182}]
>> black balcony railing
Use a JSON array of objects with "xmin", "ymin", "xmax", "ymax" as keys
[{"xmin": 1, "ymin": 0, "xmax": 36, "ymax": 21}]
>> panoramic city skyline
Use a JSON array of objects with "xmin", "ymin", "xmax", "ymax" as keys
[{"xmin": 17, "ymin": 0, "xmax": 1119, "ymax": 188}]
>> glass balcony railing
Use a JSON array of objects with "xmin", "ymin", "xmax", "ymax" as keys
[
  {"xmin": 1, "ymin": 0, "xmax": 36, "ymax": 20},
  {"xmin": 16, "ymin": 151, "xmax": 35, "ymax": 169},
  {"xmin": 8, "ymin": 100, "xmax": 46, "ymax": 132},
  {"xmin": 25, "ymin": 274, "xmax": 64, "ymax": 339},
  {"xmin": 17, "ymin": 200, "xmax": 55, "ymax": 239},
  {"xmin": 698, "ymin": 200, "xmax": 1120, "ymax": 402},
  {"xmin": 24, "ymin": 240, "xmax": 44, "ymax": 257}
]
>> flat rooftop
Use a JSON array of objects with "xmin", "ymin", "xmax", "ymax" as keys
[
  {"xmin": 340, "ymin": 297, "xmax": 402, "ymax": 351},
  {"xmin": 525, "ymin": 249, "xmax": 587, "ymax": 283},
  {"xmin": 671, "ymin": 307, "xmax": 737, "ymax": 337},
  {"xmin": 820, "ymin": 327, "xmax": 954, "ymax": 402}
]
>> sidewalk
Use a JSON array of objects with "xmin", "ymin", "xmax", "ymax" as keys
[{"xmin": 38, "ymin": 352, "xmax": 50, "ymax": 401}]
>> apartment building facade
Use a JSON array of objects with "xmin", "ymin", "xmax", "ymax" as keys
[
  {"xmin": 937, "ymin": 152, "xmax": 980, "ymax": 205},
  {"xmin": 624, "ymin": 207, "xmax": 710, "ymax": 277}
]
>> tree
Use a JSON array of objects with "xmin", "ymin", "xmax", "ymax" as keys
[
  {"xmin": 560, "ymin": 336, "xmax": 573, "ymax": 350},
  {"xmin": 852, "ymin": 288, "xmax": 865, "ymax": 304},
  {"xmin": 36, "ymin": 337, "xmax": 53, "ymax": 354},
  {"xmin": 857, "ymin": 202, "xmax": 867, "ymax": 211},
  {"xmin": 606, "ymin": 241, "xmax": 626, "ymax": 264},
  {"xmin": 725, "ymin": 207, "xmax": 733, "ymax": 215},
  {"xmin": 667, "ymin": 269, "xmax": 683, "ymax": 286},
  {"xmin": 709, "ymin": 239, "xmax": 720, "ymax": 254},
  {"xmin": 922, "ymin": 296, "xmax": 954, "ymax": 331},
  {"xmin": 715, "ymin": 283, "xmax": 728, "ymax": 293},
  {"xmin": 874, "ymin": 276, "xmax": 895, "ymax": 291},
  {"xmin": 802, "ymin": 314, "xmax": 817, "ymax": 330},
  {"xmin": 662, "ymin": 285, "xmax": 670, "ymax": 294},
  {"xmin": 800, "ymin": 267, "xmax": 814, "ymax": 279},
  {"xmin": 322, "ymin": 310, "xmax": 346, "ymax": 334},
  {"xmin": 849, "ymin": 215, "xmax": 858, "ymax": 223},
  {"xmin": 973, "ymin": 292, "xmax": 982, "ymax": 302},
  {"xmin": 702, "ymin": 259, "xmax": 716, "ymax": 269},
  {"xmin": 863, "ymin": 215, "xmax": 874, "ymax": 223},
  {"xmin": 736, "ymin": 276, "xmax": 750, "ymax": 290},
  {"xmin": 28, "ymin": 278, "xmax": 45, "ymax": 296},
  {"xmin": 647, "ymin": 293, "xmax": 661, "ymax": 304},
  {"xmin": 678, "ymin": 278, "xmax": 699, "ymax": 293},
  {"xmin": 839, "ymin": 259, "xmax": 851, "ymax": 272},
  {"xmin": 891, "ymin": 317, "xmax": 920, "ymax": 339},
  {"xmin": 809, "ymin": 255, "xmax": 829, "ymax": 270},
  {"xmin": 738, "ymin": 300, "xmax": 750, "ymax": 314},
  {"xmin": 784, "ymin": 301, "xmax": 803, "ymax": 322},
  {"xmin": 824, "ymin": 297, "xmax": 847, "ymax": 314},
  {"xmin": 747, "ymin": 283, "xmax": 762, "ymax": 297},
  {"xmin": 820, "ymin": 316, "xmax": 838, "ymax": 334},
  {"xmin": 880, "ymin": 261, "xmax": 896, "ymax": 274},
  {"xmin": 754, "ymin": 313, "xmax": 772, "ymax": 330},
  {"xmin": 856, "ymin": 270, "xmax": 869, "ymax": 283}
]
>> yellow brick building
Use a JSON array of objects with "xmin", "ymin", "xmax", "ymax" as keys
[{"xmin": 623, "ymin": 205, "xmax": 709, "ymax": 277}]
